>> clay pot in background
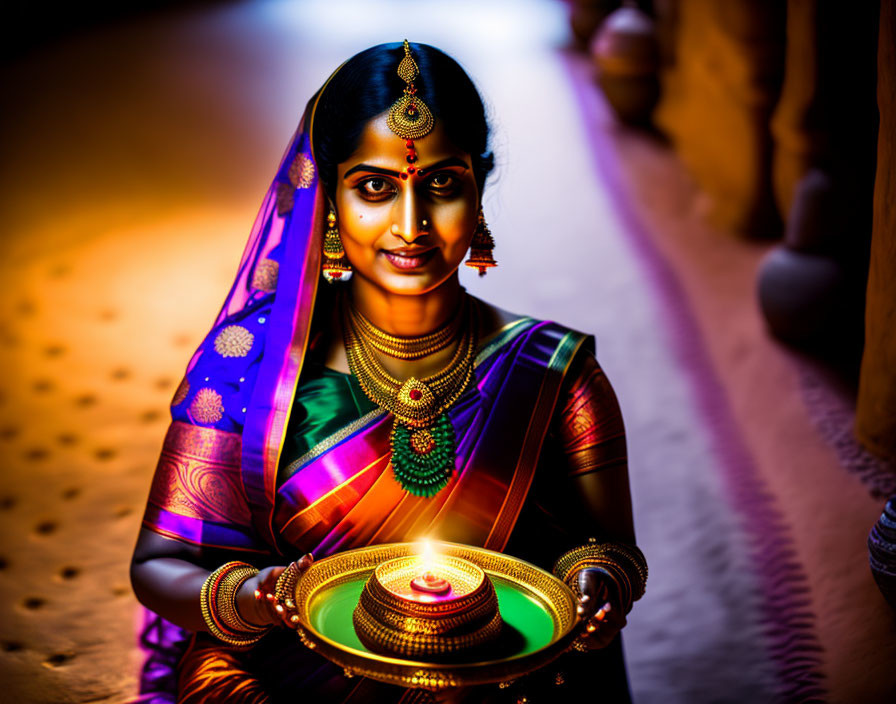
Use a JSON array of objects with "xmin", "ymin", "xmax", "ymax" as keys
[
  {"xmin": 757, "ymin": 169, "xmax": 859, "ymax": 350},
  {"xmin": 591, "ymin": 4, "xmax": 660, "ymax": 125},
  {"xmin": 759, "ymin": 1, "xmax": 878, "ymax": 365},
  {"xmin": 869, "ymin": 495, "xmax": 896, "ymax": 611},
  {"xmin": 757, "ymin": 249, "xmax": 849, "ymax": 346},
  {"xmin": 569, "ymin": 0, "xmax": 622, "ymax": 47}
]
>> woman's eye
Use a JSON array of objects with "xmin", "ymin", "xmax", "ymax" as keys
[
  {"xmin": 428, "ymin": 173, "xmax": 457, "ymax": 192},
  {"xmin": 358, "ymin": 178, "xmax": 395, "ymax": 199}
]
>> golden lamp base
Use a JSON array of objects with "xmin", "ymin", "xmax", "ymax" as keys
[
  {"xmin": 291, "ymin": 542, "xmax": 581, "ymax": 691},
  {"xmin": 353, "ymin": 555, "xmax": 502, "ymax": 659}
]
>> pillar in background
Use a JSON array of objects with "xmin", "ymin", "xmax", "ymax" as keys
[
  {"xmin": 653, "ymin": 0, "xmax": 786, "ymax": 237},
  {"xmin": 769, "ymin": 0, "xmax": 827, "ymax": 217},
  {"xmin": 757, "ymin": 0, "xmax": 879, "ymax": 352},
  {"xmin": 857, "ymin": 0, "xmax": 896, "ymax": 461}
]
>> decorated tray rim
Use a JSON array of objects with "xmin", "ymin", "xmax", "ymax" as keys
[{"xmin": 292, "ymin": 541, "xmax": 581, "ymax": 685}]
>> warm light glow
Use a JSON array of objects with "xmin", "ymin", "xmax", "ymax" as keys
[
  {"xmin": 419, "ymin": 538, "xmax": 436, "ymax": 574},
  {"xmin": 410, "ymin": 540, "xmax": 452, "ymax": 596}
]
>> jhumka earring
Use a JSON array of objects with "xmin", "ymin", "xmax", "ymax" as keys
[
  {"xmin": 321, "ymin": 209, "xmax": 352, "ymax": 283},
  {"xmin": 465, "ymin": 208, "xmax": 497, "ymax": 276}
]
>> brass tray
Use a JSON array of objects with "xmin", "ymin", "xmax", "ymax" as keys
[{"xmin": 292, "ymin": 542, "xmax": 580, "ymax": 690}]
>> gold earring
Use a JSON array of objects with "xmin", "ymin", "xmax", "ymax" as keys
[
  {"xmin": 322, "ymin": 209, "xmax": 352, "ymax": 283},
  {"xmin": 465, "ymin": 208, "xmax": 497, "ymax": 276}
]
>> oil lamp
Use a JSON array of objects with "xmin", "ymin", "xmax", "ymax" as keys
[
  {"xmin": 409, "ymin": 539, "xmax": 451, "ymax": 595},
  {"xmin": 292, "ymin": 542, "xmax": 582, "ymax": 689},
  {"xmin": 353, "ymin": 539, "xmax": 502, "ymax": 658}
]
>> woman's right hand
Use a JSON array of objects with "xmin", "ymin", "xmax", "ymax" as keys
[
  {"xmin": 574, "ymin": 567, "xmax": 626, "ymax": 650},
  {"xmin": 236, "ymin": 554, "xmax": 314, "ymax": 630}
]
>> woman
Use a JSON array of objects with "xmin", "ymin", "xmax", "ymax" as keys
[{"xmin": 130, "ymin": 41, "xmax": 646, "ymax": 704}]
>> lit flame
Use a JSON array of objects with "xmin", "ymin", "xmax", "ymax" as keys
[{"xmin": 418, "ymin": 538, "xmax": 437, "ymax": 575}]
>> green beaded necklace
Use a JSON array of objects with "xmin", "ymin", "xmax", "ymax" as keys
[{"xmin": 341, "ymin": 295, "xmax": 477, "ymax": 497}]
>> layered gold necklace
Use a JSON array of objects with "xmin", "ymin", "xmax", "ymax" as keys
[
  {"xmin": 347, "ymin": 299, "xmax": 463, "ymax": 360},
  {"xmin": 342, "ymin": 293, "xmax": 477, "ymax": 497}
]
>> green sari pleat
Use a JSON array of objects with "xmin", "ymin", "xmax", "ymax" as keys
[{"xmin": 278, "ymin": 362, "xmax": 377, "ymax": 482}]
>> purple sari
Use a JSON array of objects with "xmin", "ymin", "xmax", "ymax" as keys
[{"xmin": 133, "ymin": 94, "xmax": 624, "ymax": 702}]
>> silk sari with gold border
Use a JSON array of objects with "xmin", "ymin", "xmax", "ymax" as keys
[
  {"xmin": 143, "ymin": 315, "xmax": 630, "ymax": 704},
  {"xmin": 143, "ymin": 313, "xmax": 592, "ymax": 562},
  {"xmin": 134, "ymin": 68, "xmax": 628, "ymax": 701}
]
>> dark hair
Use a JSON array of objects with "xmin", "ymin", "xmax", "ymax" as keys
[{"xmin": 308, "ymin": 42, "xmax": 494, "ymax": 200}]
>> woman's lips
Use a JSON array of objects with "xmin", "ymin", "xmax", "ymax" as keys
[{"xmin": 382, "ymin": 248, "xmax": 436, "ymax": 270}]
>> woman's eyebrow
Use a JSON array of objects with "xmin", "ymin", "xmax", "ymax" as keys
[
  {"xmin": 418, "ymin": 157, "xmax": 469, "ymax": 172},
  {"xmin": 343, "ymin": 164, "xmax": 398, "ymax": 179},
  {"xmin": 343, "ymin": 157, "xmax": 469, "ymax": 180}
]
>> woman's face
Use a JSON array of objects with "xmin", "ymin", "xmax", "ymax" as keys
[{"xmin": 334, "ymin": 113, "xmax": 479, "ymax": 295}]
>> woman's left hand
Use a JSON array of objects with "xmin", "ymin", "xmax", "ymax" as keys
[{"xmin": 574, "ymin": 568, "xmax": 627, "ymax": 650}]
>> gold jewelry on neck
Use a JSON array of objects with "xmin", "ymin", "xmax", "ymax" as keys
[
  {"xmin": 342, "ymin": 293, "xmax": 477, "ymax": 497},
  {"xmin": 343, "ymin": 295, "xmax": 475, "ymax": 424},
  {"xmin": 348, "ymin": 298, "xmax": 463, "ymax": 360}
]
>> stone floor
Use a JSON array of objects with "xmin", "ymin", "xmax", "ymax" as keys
[{"xmin": 1, "ymin": 1, "xmax": 894, "ymax": 703}]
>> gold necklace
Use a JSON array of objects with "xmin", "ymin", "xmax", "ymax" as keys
[
  {"xmin": 349, "ymin": 298, "xmax": 463, "ymax": 360},
  {"xmin": 342, "ymin": 294, "xmax": 478, "ymax": 497}
]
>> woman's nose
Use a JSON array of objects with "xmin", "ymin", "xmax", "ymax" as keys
[{"xmin": 391, "ymin": 191, "xmax": 427, "ymax": 243}]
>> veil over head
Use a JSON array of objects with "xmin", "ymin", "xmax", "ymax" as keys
[
  {"xmin": 168, "ymin": 84, "xmax": 337, "ymax": 552},
  {"xmin": 136, "ymin": 69, "xmax": 351, "ymax": 699}
]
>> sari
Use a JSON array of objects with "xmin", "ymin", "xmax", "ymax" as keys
[{"xmin": 134, "ymin": 85, "xmax": 633, "ymax": 704}]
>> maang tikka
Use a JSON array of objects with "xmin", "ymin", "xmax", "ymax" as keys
[
  {"xmin": 321, "ymin": 209, "xmax": 352, "ymax": 283},
  {"xmin": 387, "ymin": 40, "xmax": 435, "ymax": 179}
]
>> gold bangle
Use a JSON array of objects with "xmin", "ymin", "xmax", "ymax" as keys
[
  {"xmin": 553, "ymin": 539, "xmax": 648, "ymax": 610},
  {"xmin": 601, "ymin": 543, "xmax": 648, "ymax": 587},
  {"xmin": 274, "ymin": 561, "xmax": 303, "ymax": 610},
  {"xmin": 599, "ymin": 543, "xmax": 647, "ymax": 601},
  {"xmin": 216, "ymin": 565, "xmax": 268, "ymax": 634},
  {"xmin": 200, "ymin": 562, "xmax": 268, "ymax": 646},
  {"xmin": 554, "ymin": 539, "xmax": 648, "ymax": 585}
]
